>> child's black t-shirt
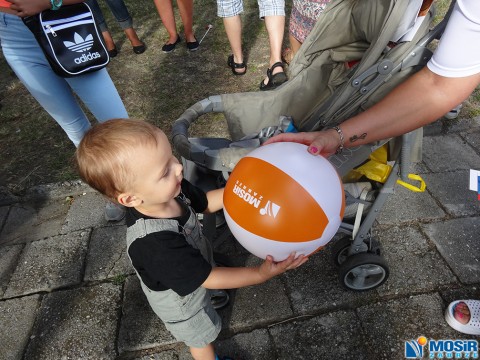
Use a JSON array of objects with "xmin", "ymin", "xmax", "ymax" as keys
[{"xmin": 126, "ymin": 179, "xmax": 212, "ymax": 296}]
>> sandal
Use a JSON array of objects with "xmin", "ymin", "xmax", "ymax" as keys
[
  {"xmin": 227, "ymin": 54, "xmax": 247, "ymax": 76},
  {"xmin": 445, "ymin": 300, "xmax": 480, "ymax": 335},
  {"xmin": 260, "ymin": 62, "xmax": 287, "ymax": 91}
]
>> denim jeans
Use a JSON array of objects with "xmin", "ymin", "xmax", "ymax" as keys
[
  {"xmin": 0, "ymin": 13, "xmax": 128, "ymax": 146},
  {"xmin": 86, "ymin": 0, "xmax": 134, "ymax": 32}
]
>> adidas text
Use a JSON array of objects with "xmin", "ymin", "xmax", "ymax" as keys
[{"xmin": 74, "ymin": 52, "xmax": 101, "ymax": 64}]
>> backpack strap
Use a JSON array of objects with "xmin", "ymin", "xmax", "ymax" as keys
[{"xmin": 126, "ymin": 218, "xmax": 179, "ymax": 248}]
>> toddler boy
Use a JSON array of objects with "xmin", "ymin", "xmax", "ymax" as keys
[{"xmin": 76, "ymin": 119, "xmax": 308, "ymax": 360}]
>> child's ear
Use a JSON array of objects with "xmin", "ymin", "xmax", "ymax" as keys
[{"xmin": 117, "ymin": 193, "xmax": 141, "ymax": 207}]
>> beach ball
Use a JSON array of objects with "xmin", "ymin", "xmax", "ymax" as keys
[{"xmin": 223, "ymin": 142, "xmax": 345, "ymax": 261}]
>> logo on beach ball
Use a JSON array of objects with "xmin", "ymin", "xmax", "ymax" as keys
[{"xmin": 223, "ymin": 142, "xmax": 345, "ymax": 261}]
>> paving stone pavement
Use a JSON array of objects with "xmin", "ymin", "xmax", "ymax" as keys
[{"xmin": 1, "ymin": 121, "xmax": 480, "ymax": 360}]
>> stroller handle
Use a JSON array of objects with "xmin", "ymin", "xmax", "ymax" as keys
[{"xmin": 172, "ymin": 95, "xmax": 229, "ymax": 169}]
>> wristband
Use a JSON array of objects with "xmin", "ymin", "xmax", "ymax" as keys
[
  {"xmin": 50, "ymin": 0, "xmax": 62, "ymax": 10},
  {"xmin": 332, "ymin": 126, "xmax": 345, "ymax": 154}
]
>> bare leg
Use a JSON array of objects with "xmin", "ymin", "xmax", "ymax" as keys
[
  {"xmin": 153, "ymin": 0, "xmax": 179, "ymax": 43},
  {"xmin": 289, "ymin": 33, "xmax": 302, "ymax": 55},
  {"xmin": 124, "ymin": 28, "xmax": 144, "ymax": 47},
  {"xmin": 263, "ymin": 15, "xmax": 285, "ymax": 85},
  {"xmin": 177, "ymin": 0, "xmax": 195, "ymax": 42},
  {"xmin": 223, "ymin": 15, "xmax": 246, "ymax": 73},
  {"xmin": 190, "ymin": 343, "xmax": 216, "ymax": 360},
  {"xmin": 281, "ymin": 34, "xmax": 301, "ymax": 64},
  {"xmin": 102, "ymin": 30, "xmax": 116, "ymax": 51}
]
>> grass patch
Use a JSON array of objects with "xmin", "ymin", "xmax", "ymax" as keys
[{"xmin": 111, "ymin": 274, "xmax": 128, "ymax": 285}]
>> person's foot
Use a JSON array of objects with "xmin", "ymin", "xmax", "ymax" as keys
[
  {"xmin": 132, "ymin": 41, "xmax": 146, "ymax": 54},
  {"xmin": 260, "ymin": 62, "xmax": 287, "ymax": 90},
  {"xmin": 227, "ymin": 55, "xmax": 246, "ymax": 75},
  {"xmin": 186, "ymin": 35, "xmax": 199, "ymax": 51},
  {"xmin": 102, "ymin": 31, "xmax": 117, "ymax": 58},
  {"xmin": 445, "ymin": 300, "xmax": 480, "ymax": 335},
  {"xmin": 162, "ymin": 35, "xmax": 181, "ymax": 53},
  {"xmin": 107, "ymin": 46, "xmax": 118, "ymax": 58},
  {"xmin": 124, "ymin": 28, "xmax": 146, "ymax": 54},
  {"xmin": 453, "ymin": 301, "xmax": 470, "ymax": 324}
]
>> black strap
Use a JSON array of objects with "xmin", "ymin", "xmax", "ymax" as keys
[{"xmin": 266, "ymin": 61, "xmax": 284, "ymax": 81}]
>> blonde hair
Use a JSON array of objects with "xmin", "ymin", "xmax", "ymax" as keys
[{"xmin": 76, "ymin": 119, "xmax": 162, "ymax": 201}]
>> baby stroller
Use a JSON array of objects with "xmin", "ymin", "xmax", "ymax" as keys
[{"xmin": 172, "ymin": 0, "xmax": 454, "ymax": 291}]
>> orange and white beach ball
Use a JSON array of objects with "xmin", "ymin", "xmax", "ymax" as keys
[{"xmin": 223, "ymin": 142, "xmax": 345, "ymax": 261}]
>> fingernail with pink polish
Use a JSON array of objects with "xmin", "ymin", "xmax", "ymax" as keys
[{"xmin": 310, "ymin": 146, "xmax": 318, "ymax": 154}]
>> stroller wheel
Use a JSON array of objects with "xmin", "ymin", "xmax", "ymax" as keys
[
  {"xmin": 331, "ymin": 236, "xmax": 381, "ymax": 266},
  {"xmin": 338, "ymin": 253, "xmax": 389, "ymax": 291}
]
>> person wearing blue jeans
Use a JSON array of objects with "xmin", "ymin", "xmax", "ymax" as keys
[
  {"xmin": 1, "ymin": 0, "xmax": 128, "ymax": 220},
  {"xmin": 86, "ymin": 0, "xmax": 145, "ymax": 57}
]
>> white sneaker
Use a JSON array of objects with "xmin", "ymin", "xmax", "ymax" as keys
[
  {"xmin": 104, "ymin": 201, "xmax": 126, "ymax": 222},
  {"xmin": 445, "ymin": 300, "xmax": 480, "ymax": 335}
]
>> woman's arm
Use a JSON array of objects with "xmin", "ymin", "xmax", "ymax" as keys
[
  {"xmin": 336, "ymin": 67, "xmax": 480, "ymax": 149},
  {"xmin": 265, "ymin": 67, "xmax": 480, "ymax": 155},
  {"xmin": 6, "ymin": 0, "xmax": 85, "ymax": 17}
]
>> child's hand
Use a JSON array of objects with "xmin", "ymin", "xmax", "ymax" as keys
[
  {"xmin": 258, "ymin": 252, "xmax": 308, "ymax": 280},
  {"xmin": 205, "ymin": 188, "xmax": 224, "ymax": 213}
]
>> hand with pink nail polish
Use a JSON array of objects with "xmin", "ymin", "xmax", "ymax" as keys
[{"xmin": 263, "ymin": 129, "xmax": 341, "ymax": 157}]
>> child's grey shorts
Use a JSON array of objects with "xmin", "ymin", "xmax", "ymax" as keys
[{"xmin": 141, "ymin": 282, "xmax": 221, "ymax": 348}]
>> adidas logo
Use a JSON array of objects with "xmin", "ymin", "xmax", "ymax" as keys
[
  {"xmin": 73, "ymin": 52, "xmax": 101, "ymax": 64},
  {"xmin": 64, "ymin": 32, "xmax": 94, "ymax": 53}
]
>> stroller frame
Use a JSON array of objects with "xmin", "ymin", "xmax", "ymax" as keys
[{"xmin": 172, "ymin": 0, "xmax": 455, "ymax": 291}]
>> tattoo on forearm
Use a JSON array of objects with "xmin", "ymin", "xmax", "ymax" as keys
[{"xmin": 349, "ymin": 133, "xmax": 367, "ymax": 143}]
